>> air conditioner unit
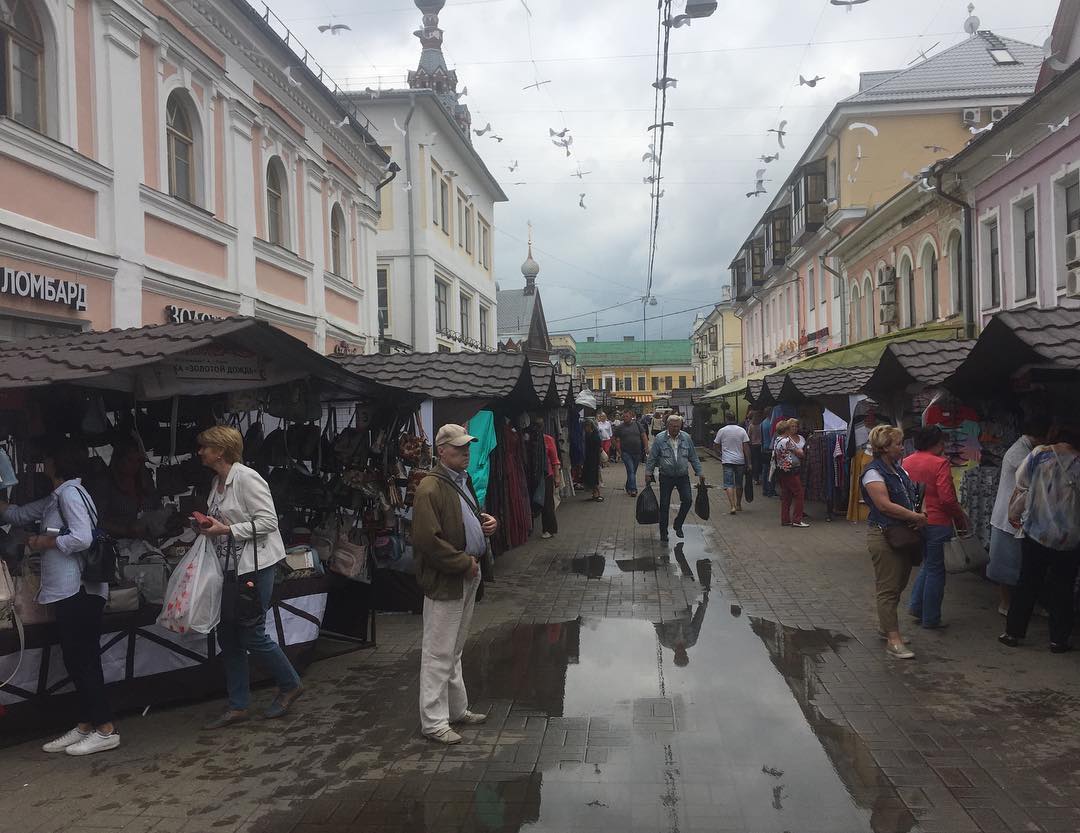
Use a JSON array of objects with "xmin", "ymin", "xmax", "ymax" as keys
[
  {"xmin": 990, "ymin": 106, "xmax": 1009, "ymax": 122},
  {"xmin": 878, "ymin": 266, "xmax": 896, "ymax": 287},
  {"xmin": 1067, "ymin": 267, "xmax": 1080, "ymax": 298},
  {"xmin": 1066, "ymin": 229, "xmax": 1080, "ymax": 268},
  {"xmin": 962, "ymin": 107, "xmax": 981, "ymax": 125},
  {"xmin": 878, "ymin": 306, "xmax": 896, "ymax": 326}
]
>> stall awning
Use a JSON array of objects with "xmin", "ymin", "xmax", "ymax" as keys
[
  {"xmin": 554, "ymin": 373, "xmax": 573, "ymax": 406},
  {"xmin": 747, "ymin": 378, "xmax": 765, "ymax": 404},
  {"xmin": 0, "ymin": 317, "xmax": 384, "ymax": 398},
  {"xmin": 943, "ymin": 308, "xmax": 1080, "ymax": 396},
  {"xmin": 863, "ymin": 339, "xmax": 976, "ymax": 397},
  {"xmin": 530, "ymin": 363, "xmax": 557, "ymax": 407},
  {"xmin": 779, "ymin": 367, "xmax": 875, "ymax": 400}
]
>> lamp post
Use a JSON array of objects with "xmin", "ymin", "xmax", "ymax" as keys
[{"xmin": 642, "ymin": 294, "xmax": 657, "ymax": 365}]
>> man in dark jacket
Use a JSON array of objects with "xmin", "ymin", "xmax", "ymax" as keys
[{"xmin": 413, "ymin": 424, "xmax": 498, "ymax": 744}]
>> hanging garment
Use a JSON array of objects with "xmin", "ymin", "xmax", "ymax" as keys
[{"xmin": 466, "ymin": 410, "xmax": 498, "ymax": 508}]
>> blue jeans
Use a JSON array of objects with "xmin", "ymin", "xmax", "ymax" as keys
[
  {"xmin": 622, "ymin": 451, "xmax": 641, "ymax": 493},
  {"xmin": 908, "ymin": 524, "xmax": 953, "ymax": 627},
  {"xmin": 659, "ymin": 474, "xmax": 693, "ymax": 536},
  {"xmin": 218, "ymin": 564, "xmax": 301, "ymax": 710}
]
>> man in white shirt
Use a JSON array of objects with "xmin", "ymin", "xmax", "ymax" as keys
[{"xmin": 713, "ymin": 415, "xmax": 751, "ymax": 515}]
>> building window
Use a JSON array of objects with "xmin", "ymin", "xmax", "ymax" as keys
[
  {"xmin": 1022, "ymin": 204, "xmax": 1037, "ymax": 299},
  {"xmin": 665, "ymin": 375, "xmax": 673, "ymax": 389},
  {"xmin": 899, "ymin": 257, "xmax": 915, "ymax": 327},
  {"xmin": 465, "ymin": 204, "xmax": 474, "ymax": 254},
  {"xmin": 440, "ymin": 179, "xmax": 450, "ymax": 235},
  {"xmin": 987, "ymin": 220, "xmax": 1001, "ymax": 308},
  {"xmin": 456, "ymin": 194, "xmax": 466, "ymax": 248},
  {"xmin": 330, "ymin": 203, "xmax": 346, "ymax": 276},
  {"xmin": 435, "ymin": 279, "xmax": 448, "ymax": 332},
  {"xmin": 460, "ymin": 293, "xmax": 470, "ymax": 339},
  {"xmin": 1064, "ymin": 179, "xmax": 1080, "ymax": 290},
  {"xmin": 638, "ymin": 375, "xmax": 646, "ymax": 390},
  {"xmin": 431, "ymin": 169, "xmax": 439, "ymax": 225},
  {"xmin": 863, "ymin": 276, "xmax": 874, "ymax": 338},
  {"xmin": 438, "ymin": 344, "xmax": 451, "ymax": 354},
  {"xmin": 679, "ymin": 375, "xmax": 686, "ymax": 388},
  {"xmin": 478, "ymin": 218, "xmax": 491, "ymax": 269},
  {"xmin": 377, "ymin": 267, "xmax": 389, "ymax": 332},
  {"xmin": 479, "ymin": 306, "xmax": 489, "ymax": 348},
  {"xmin": 851, "ymin": 284, "xmax": 862, "ymax": 341},
  {"xmin": 615, "ymin": 377, "xmax": 623, "ymax": 392},
  {"xmin": 166, "ymin": 93, "xmax": 195, "ymax": 203},
  {"xmin": 0, "ymin": 0, "xmax": 43, "ymax": 133},
  {"xmin": 266, "ymin": 157, "xmax": 288, "ymax": 247},
  {"xmin": 948, "ymin": 232, "xmax": 963, "ymax": 314},
  {"xmin": 623, "ymin": 375, "xmax": 632, "ymax": 391},
  {"xmin": 808, "ymin": 267, "xmax": 815, "ymax": 311},
  {"xmin": 651, "ymin": 376, "xmax": 659, "ymax": 391},
  {"xmin": 922, "ymin": 245, "xmax": 939, "ymax": 322}
]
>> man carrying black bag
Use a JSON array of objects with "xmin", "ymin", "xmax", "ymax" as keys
[{"xmin": 645, "ymin": 415, "xmax": 705, "ymax": 542}]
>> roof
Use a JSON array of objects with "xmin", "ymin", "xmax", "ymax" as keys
[
  {"xmin": 530, "ymin": 362, "xmax": 555, "ymax": 405},
  {"xmin": 0, "ymin": 317, "xmax": 382, "ymax": 395},
  {"xmin": 496, "ymin": 289, "xmax": 537, "ymax": 342},
  {"xmin": 335, "ymin": 350, "xmax": 530, "ymax": 401},
  {"xmin": 576, "ymin": 339, "xmax": 693, "ymax": 368},
  {"xmin": 945, "ymin": 308, "xmax": 1080, "ymax": 395},
  {"xmin": 779, "ymin": 367, "xmax": 875, "ymax": 401},
  {"xmin": 842, "ymin": 32, "xmax": 1043, "ymax": 104},
  {"xmin": 863, "ymin": 339, "xmax": 976, "ymax": 396},
  {"xmin": 554, "ymin": 373, "xmax": 572, "ymax": 404}
]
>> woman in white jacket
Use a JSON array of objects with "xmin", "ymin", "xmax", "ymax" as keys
[{"xmin": 194, "ymin": 426, "xmax": 302, "ymax": 729}]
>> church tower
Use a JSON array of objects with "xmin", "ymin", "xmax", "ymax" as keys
[{"xmin": 407, "ymin": 1, "xmax": 473, "ymax": 139}]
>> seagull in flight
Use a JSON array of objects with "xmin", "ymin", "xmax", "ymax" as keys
[
  {"xmin": 1043, "ymin": 116, "xmax": 1070, "ymax": 133},
  {"xmin": 550, "ymin": 128, "xmax": 570, "ymax": 138},
  {"xmin": 337, "ymin": 115, "xmax": 351, "ymax": 128},
  {"xmin": 830, "ymin": 0, "xmax": 870, "ymax": 10},
  {"xmin": 799, "ymin": 75, "xmax": 825, "ymax": 88},
  {"xmin": 969, "ymin": 122, "xmax": 995, "ymax": 136},
  {"xmin": 991, "ymin": 149, "xmax": 1014, "ymax": 163},
  {"xmin": 508, "ymin": 161, "xmax": 519, "ymax": 172},
  {"xmin": 572, "ymin": 168, "xmax": 591, "ymax": 179},
  {"xmin": 579, "ymin": 194, "xmax": 587, "ymax": 209},
  {"xmin": 760, "ymin": 153, "xmax": 780, "ymax": 163},
  {"xmin": 402, "ymin": 181, "xmax": 412, "ymax": 192},
  {"xmin": 283, "ymin": 66, "xmax": 301, "ymax": 88},
  {"xmin": 392, "ymin": 118, "xmax": 408, "ymax": 136},
  {"xmin": 648, "ymin": 122, "xmax": 674, "ymax": 132},
  {"xmin": 318, "ymin": 23, "xmax": 351, "ymax": 35},
  {"xmin": 923, "ymin": 144, "xmax": 949, "ymax": 153},
  {"xmin": 848, "ymin": 122, "xmax": 879, "ymax": 136},
  {"xmin": 767, "ymin": 120, "xmax": 788, "ymax": 148},
  {"xmin": 473, "ymin": 122, "xmax": 492, "ymax": 136},
  {"xmin": 523, "ymin": 80, "xmax": 552, "ymax": 91},
  {"xmin": 643, "ymin": 151, "xmax": 658, "ymax": 163},
  {"xmin": 746, "ymin": 187, "xmax": 767, "ymax": 198},
  {"xmin": 664, "ymin": 14, "xmax": 692, "ymax": 28},
  {"xmin": 652, "ymin": 77, "xmax": 678, "ymax": 90},
  {"xmin": 644, "ymin": 175, "xmax": 662, "ymax": 185},
  {"xmin": 490, "ymin": 134, "xmax": 504, "ymax": 142}
]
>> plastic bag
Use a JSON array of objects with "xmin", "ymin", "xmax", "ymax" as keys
[
  {"xmin": 695, "ymin": 484, "xmax": 711, "ymax": 520},
  {"xmin": 636, "ymin": 484, "xmax": 660, "ymax": 525},
  {"xmin": 157, "ymin": 536, "xmax": 223, "ymax": 635}
]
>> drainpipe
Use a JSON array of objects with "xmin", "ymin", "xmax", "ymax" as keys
[
  {"xmin": 933, "ymin": 169, "xmax": 975, "ymax": 338},
  {"xmin": 376, "ymin": 161, "xmax": 401, "ymax": 192},
  {"xmin": 404, "ymin": 95, "xmax": 418, "ymax": 349}
]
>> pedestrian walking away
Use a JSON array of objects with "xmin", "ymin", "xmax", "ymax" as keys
[
  {"xmin": 1, "ymin": 439, "xmax": 118, "ymax": 756},
  {"xmin": 747, "ymin": 412, "xmax": 764, "ymax": 484},
  {"xmin": 614, "ymin": 410, "xmax": 648, "ymax": 496},
  {"xmin": 860, "ymin": 425, "xmax": 928, "ymax": 660},
  {"xmin": 645, "ymin": 414, "xmax": 705, "ymax": 542},
  {"xmin": 414, "ymin": 424, "xmax": 499, "ymax": 744},
  {"xmin": 713, "ymin": 414, "xmax": 751, "ymax": 515},
  {"xmin": 773, "ymin": 419, "xmax": 808, "ymax": 527},
  {"xmin": 903, "ymin": 425, "xmax": 970, "ymax": 630},
  {"xmin": 195, "ymin": 426, "xmax": 303, "ymax": 729},
  {"xmin": 1000, "ymin": 423, "xmax": 1080, "ymax": 653}
]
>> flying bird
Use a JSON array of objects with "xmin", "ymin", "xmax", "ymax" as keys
[
  {"xmin": 402, "ymin": 181, "xmax": 412, "ymax": 192},
  {"xmin": 318, "ymin": 23, "xmax": 351, "ymax": 35},
  {"xmin": 579, "ymin": 194, "xmax": 587, "ymax": 209},
  {"xmin": 664, "ymin": 14, "xmax": 692, "ymax": 28},
  {"xmin": 363, "ymin": 87, "xmax": 381, "ymax": 99},
  {"xmin": 923, "ymin": 144, "xmax": 949, "ymax": 153},
  {"xmin": 991, "ymin": 149, "xmax": 1014, "ymax": 163},
  {"xmin": 767, "ymin": 120, "xmax": 788, "ymax": 148},
  {"xmin": 799, "ymin": 75, "xmax": 825, "ymax": 88},
  {"xmin": 652, "ymin": 77, "xmax": 678, "ymax": 90},
  {"xmin": 848, "ymin": 122, "xmax": 879, "ymax": 136},
  {"xmin": 643, "ymin": 151, "xmax": 658, "ymax": 163},
  {"xmin": 746, "ymin": 187, "xmax": 767, "ymax": 198},
  {"xmin": 512, "ymin": 181, "xmax": 527, "ymax": 185},
  {"xmin": 969, "ymin": 122, "xmax": 995, "ymax": 136},
  {"xmin": 473, "ymin": 122, "xmax": 492, "ymax": 136},
  {"xmin": 760, "ymin": 153, "xmax": 780, "ymax": 163},
  {"xmin": 830, "ymin": 0, "xmax": 870, "ymax": 9},
  {"xmin": 444, "ymin": 170, "xmax": 459, "ymax": 179},
  {"xmin": 550, "ymin": 128, "xmax": 570, "ymax": 138},
  {"xmin": 651, "ymin": 190, "xmax": 665, "ymax": 199},
  {"xmin": 572, "ymin": 169, "xmax": 592, "ymax": 179},
  {"xmin": 459, "ymin": 86, "xmax": 468, "ymax": 97},
  {"xmin": 1043, "ymin": 36, "xmax": 1071, "ymax": 72},
  {"xmin": 490, "ymin": 134, "xmax": 504, "ymax": 142},
  {"xmin": 523, "ymin": 80, "xmax": 552, "ymax": 91},
  {"xmin": 648, "ymin": 122, "xmax": 674, "ymax": 132},
  {"xmin": 907, "ymin": 42, "xmax": 941, "ymax": 65},
  {"xmin": 508, "ymin": 161, "xmax": 519, "ymax": 172},
  {"xmin": 337, "ymin": 115, "xmax": 351, "ymax": 128},
  {"xmin": 283, "ymin": 66, "xmax": 301, "ymax": 88},
  {"xmin": 392, "ymin": 117, "xmax": 408, "ymax": 136},
  {"xmin": 1043, "ymin": 116, "xmax": 1070, "ymax": 133},
  {"xmin": 644, "ymin": 175, "xmax": 661, "ymax": 185}
]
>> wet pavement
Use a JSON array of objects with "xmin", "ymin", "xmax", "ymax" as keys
[{"xmin": 2, "ymin": 456, "xmax": 1080, "ymax": 833}]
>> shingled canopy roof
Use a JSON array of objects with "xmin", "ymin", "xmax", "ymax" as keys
[
  {"xmin": 943, "ymin": 308, "xmax": 1080, "ymax": 395},
  {"xmin": 0, "ymin": 317, "xmax": 381, "ymax": 397},
  {"xmin": 745, "ymin": 378, "xmax": 765, "ymax": 405},
  {"xmin": 336, "ymin": 350, "xmax": 533, "ymax": 402},
  {"xmin": 530, "ymin": 363, "xmax": 556, "ymax": 407},
  {"xmin": 779, "ymin": 367, "xmax": 875, "ymax": 401},
  {"xmin": 863, "ymin": 340, "xmax": 976, "ymax": 397}
]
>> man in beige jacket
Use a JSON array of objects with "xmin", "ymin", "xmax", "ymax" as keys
[{"xmin": 413, "ymin": 424, "xmax": 498, "ymax": 744}]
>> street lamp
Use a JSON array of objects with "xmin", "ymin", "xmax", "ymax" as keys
[{"xmin": 642, "ymin": 294, "xmax": 658, "ymax": 365}]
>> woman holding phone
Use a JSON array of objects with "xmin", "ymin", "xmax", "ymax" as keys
[{"xmin": 194, "ymin": 426, "xmax": 302, "ymax": 729}]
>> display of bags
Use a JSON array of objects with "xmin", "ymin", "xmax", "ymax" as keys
[
  {"xmin": 944, "ymin": 530, "xmax": 990, "ymax": 574},
  {"xmin": 636, "ymin": 484, "xmax": 660, "ymax": 525},
  {"xmin": 105, "ymin": 582, "xmax": 141, "ymax": 613},
  {"xmin": 404, "ymin": 468, "xmax": 430, "ymax": 507},
  {"xmin": 398, "ymin": 413, "xmax": 429, "ymax": 467},
  {"xmin": 329, "ymin": 515, "xmax": 370, "ymax": 583},
  {"xmin": 14, "ymin": 559, "xmax": 51, "ymax": 624},
  {"xmin": 157, "ymin": 536, "xmax": 224, "ymax": 635},
  {"xmin": 266, "ymin": 381, "xmax": 322, "ymax": 422},
  {"xmin": 123, "ymin": 556, "xmax": 170, "ymax": 605},
  {"xmin": 694, "ymin": 483, "xmax": 711, "ymax": 520}
]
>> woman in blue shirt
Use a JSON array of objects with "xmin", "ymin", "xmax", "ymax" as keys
[{"xmin": 1, "ymin": 439, "xmax": 117, "ymax": 756}]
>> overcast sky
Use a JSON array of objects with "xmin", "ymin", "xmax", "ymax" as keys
[{"xmin": 264, "ymin": 0, "xmax": 1059, "ymax": 343}]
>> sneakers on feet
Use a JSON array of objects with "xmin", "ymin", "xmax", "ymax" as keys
[
  {"xmin": 997, "ymin": 605, "xmax": 1009, "ymax": 616},
  {"xmin": 424, "ymin": 727, "xmax": 463, "ymax": 745},
  {"xmin": 885, "ymin": 642, "xmax": 915, "ymax": 659},
  {"xmin": 452, "ymin": 710, "xmax": 488, "ymax": 725},
  {"xmin": 541, "ymin": 532, "xmax": 552, "ymax": 539},
  {"xmin": 65, "ymin": 731, "xmax": 120, "ymax": 756},
  {"xmin": 42, "ymin": 727, "xmax": 89, "ymax": 753},
  {"xmin": 792, "ymin": 521, "xmax": 810, "ymax": 528},
  {"xmin": 997, "ymin": 633, "xmax": 1019, "ymax": 648}
]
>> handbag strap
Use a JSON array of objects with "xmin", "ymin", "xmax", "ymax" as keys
[
  {"xmin": 252, "ymin": 520, "xmax": 259, "ymax": 573},
  {"xmin": 429, "ymin": 472, "xmax": 482, "ymax": 521},
  {"xmin": 56, "ymin": 484, "xmax": 98, "ymax": 533}
]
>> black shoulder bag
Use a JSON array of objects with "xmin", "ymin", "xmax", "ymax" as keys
[
  {"xmin": 429, "ymin": 472, "xmax": 496, "ymax": 583},
  {"xmin": 220, "ymin": 521, "xmax": 264, "ymax": 628},
  {"xmin": 58, "ymin": 486, "xmax": 119, "ymax": 584}
]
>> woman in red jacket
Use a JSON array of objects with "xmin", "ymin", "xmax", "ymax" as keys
[{"xmin": 904, "ymin": 425, "xmax": 969, "ymax": 629}]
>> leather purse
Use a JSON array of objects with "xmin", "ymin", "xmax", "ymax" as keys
[
  {"xmin": 404, "ymin": 468, "xmax": 431, "ymax": 507},
  {"xmin": 398, "ymin": 412, "xmax": 430, "ymax": 467},
  {"xmin": 329, "ymin": 515, "xmax": 370, "ymax": 582},
  {"xmin": 220, "ymin": 522, "xmax": 263, "ymax": 628},
  {"xmin": 105, "ymin": 582, "xmax": 141, "ymax": 613}
]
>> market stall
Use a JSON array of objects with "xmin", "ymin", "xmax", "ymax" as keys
[{"xmin": 0, "ymin": 317, "xmax": 419, "ymax": 729}]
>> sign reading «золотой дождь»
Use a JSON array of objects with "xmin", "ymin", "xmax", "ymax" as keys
[{"xmin": 0, "ymin": 266, "xmax": 88, "ymax": 311}]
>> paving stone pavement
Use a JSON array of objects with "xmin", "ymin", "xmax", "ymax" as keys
[{"xmin": 2, "ymin": 456, "xmax": 1079, "ymax": 833}]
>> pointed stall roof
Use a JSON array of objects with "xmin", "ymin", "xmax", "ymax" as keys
[{"xmin": 863, "ymin": 339, "xmax": 977, "ymax": 397}]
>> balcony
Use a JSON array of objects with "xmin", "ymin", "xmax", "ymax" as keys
[
  {"xmin": 732, "ymin": 259, "xmax": 751, "ymax": 301},
  {"xmin": 792, "ymin": 164, "xmax": 828, "ymax": 246},
  {"xmin": 765, "ymin": 207, "xmax": 791, "ymax": 274}
]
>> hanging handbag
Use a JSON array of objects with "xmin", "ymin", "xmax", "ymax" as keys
[
  {"xmin": 243, "ymin": 413, "xmax": 266, "ymax": 465},
  {"xmin": 220, "ymin": 521, "xmax": 264, "ymax": 628},
  {"xmin": 0, "ymin": 557, "xmax": 25, "ymax": 689},
  {"xmin": 104, "ymin": 582, "xmax": 141, "ymax": 613},
  {"xmin": 398, "ymin": 412, "xmax": 430, "ymax": 467},
  {"xmin": 155, "ymin": 457, "xmax": 190, "ymax": 496},
  {"xmin": 266, "ymin": 381, "xmax": 322, "ymax": 422},
  {"xmin": 404, "ymin": 468, "xmax": 431, "ymax": 507},
  {"xmin": 329, "ymin": 513, "xmax": 370, "ymax": 582},
  {"xmin": 59, "ymin": 486, "xmax": 120, "ymax": 584}
]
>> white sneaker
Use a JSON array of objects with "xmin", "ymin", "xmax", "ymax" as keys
[
  {"xmin": 452, "ymin": 710, "xmax": 488, "ymax": 725},
  {"xmin": 885, "ymin": 642, "xmax": 915, "ymax": 660},
  {"xmin": 42, "ymin": 727, "xmax": 89, "ymax": 753},
  {"xmin": 423, "ymin": 727, "xmax": 462, "ymax": 745},
  {"xmin": 541, "ymin": 532, "xmax": 552, "ymax": 539},
  {"xmin": 65, "ymin": 731, "xmax": 120, "ymax": 756},
  {"xmin": 792, "ymin": 521, "xmax": 811, "ymax": 528}
]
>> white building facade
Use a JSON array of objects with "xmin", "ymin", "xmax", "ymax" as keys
[{"xmin": 0, "ymin": 0, "xmax": 389, "ymax": 349}]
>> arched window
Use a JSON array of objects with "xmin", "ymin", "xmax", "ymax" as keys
[
  {"xmin": 330, "ymin": 203, "xmax": 346, "ymax": 276},
  {"xmin": 921, "ymin": 243, "xmax": 939, "ymax": 323},
  {"xmin": 1, "ymin": 0, "xmax": 44, "ymax": 132},
  {"xmin": 947, "ymin": 231, "xmax": 963, "ymax": 315},
  {"xmin": 900, "ymin": 256, "xmax": 915, "ymax": 328},
  {"xmin": 863, "ymin": 275, "xmax": 875, "ymax": 339},
  {"xmin": 266, "ymin": 157, "xmax": 288, "ymax": 247},
  {"xmin": 850, "ymin": 283, "xmax": 862, "ymax": 342},
  {"xmin": 166, "ymin": 92, "xmax": 195, "ymax": 203}
]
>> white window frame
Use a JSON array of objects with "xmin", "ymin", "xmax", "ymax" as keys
[
  {"xmin": 1051, "ymin": 164, "xmax": 1080, "ymax": 294},
  {"xmin": 862, "ymin": 274, "xmax": 874, "ymax": 338},
  {"xmin": 376, "ymin": 264, "xmax": 390, "ymax": 334},
  {"xmin": 918, "ymin": 236, "xmax": 940, "ymax": 325},
  {"xmin": 329, "ymin": 202, "xmax": 347, "ymax": 278},
  {"xmin": 265, "ymin": 155, "xmax": 290, "ymax": 249},
  {"xmin": 1009, "ymin": 189, "xmax": 1039, "ymax": 306},
  {"xmin": 946, "ymin": 229, "xmax": 963, "ymax": 315},
  {"xmin": 435, "ymin": 278, "xmax": 449, "ymax": 332},
  {"xmin": 979, "ymin": 208, "xmax": 1003, "ymax": 312}
]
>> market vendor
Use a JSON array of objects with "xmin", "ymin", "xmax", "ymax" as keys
[{"xmin": 85, "ymin": 438, "xmax": 163, "ymax": 539}]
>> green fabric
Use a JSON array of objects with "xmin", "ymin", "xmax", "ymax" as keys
[
  {"xmin": 466, "ymin": 410, "xmax": 497, "ymax": 506},
  {"xmin": 575, "ymin": 339, "xmax": 692, "ymax": 367}
]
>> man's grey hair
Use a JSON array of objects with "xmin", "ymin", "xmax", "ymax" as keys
[{"xmin": 666, "ymin": 414, "xmax": 684, "ymax": 425}]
